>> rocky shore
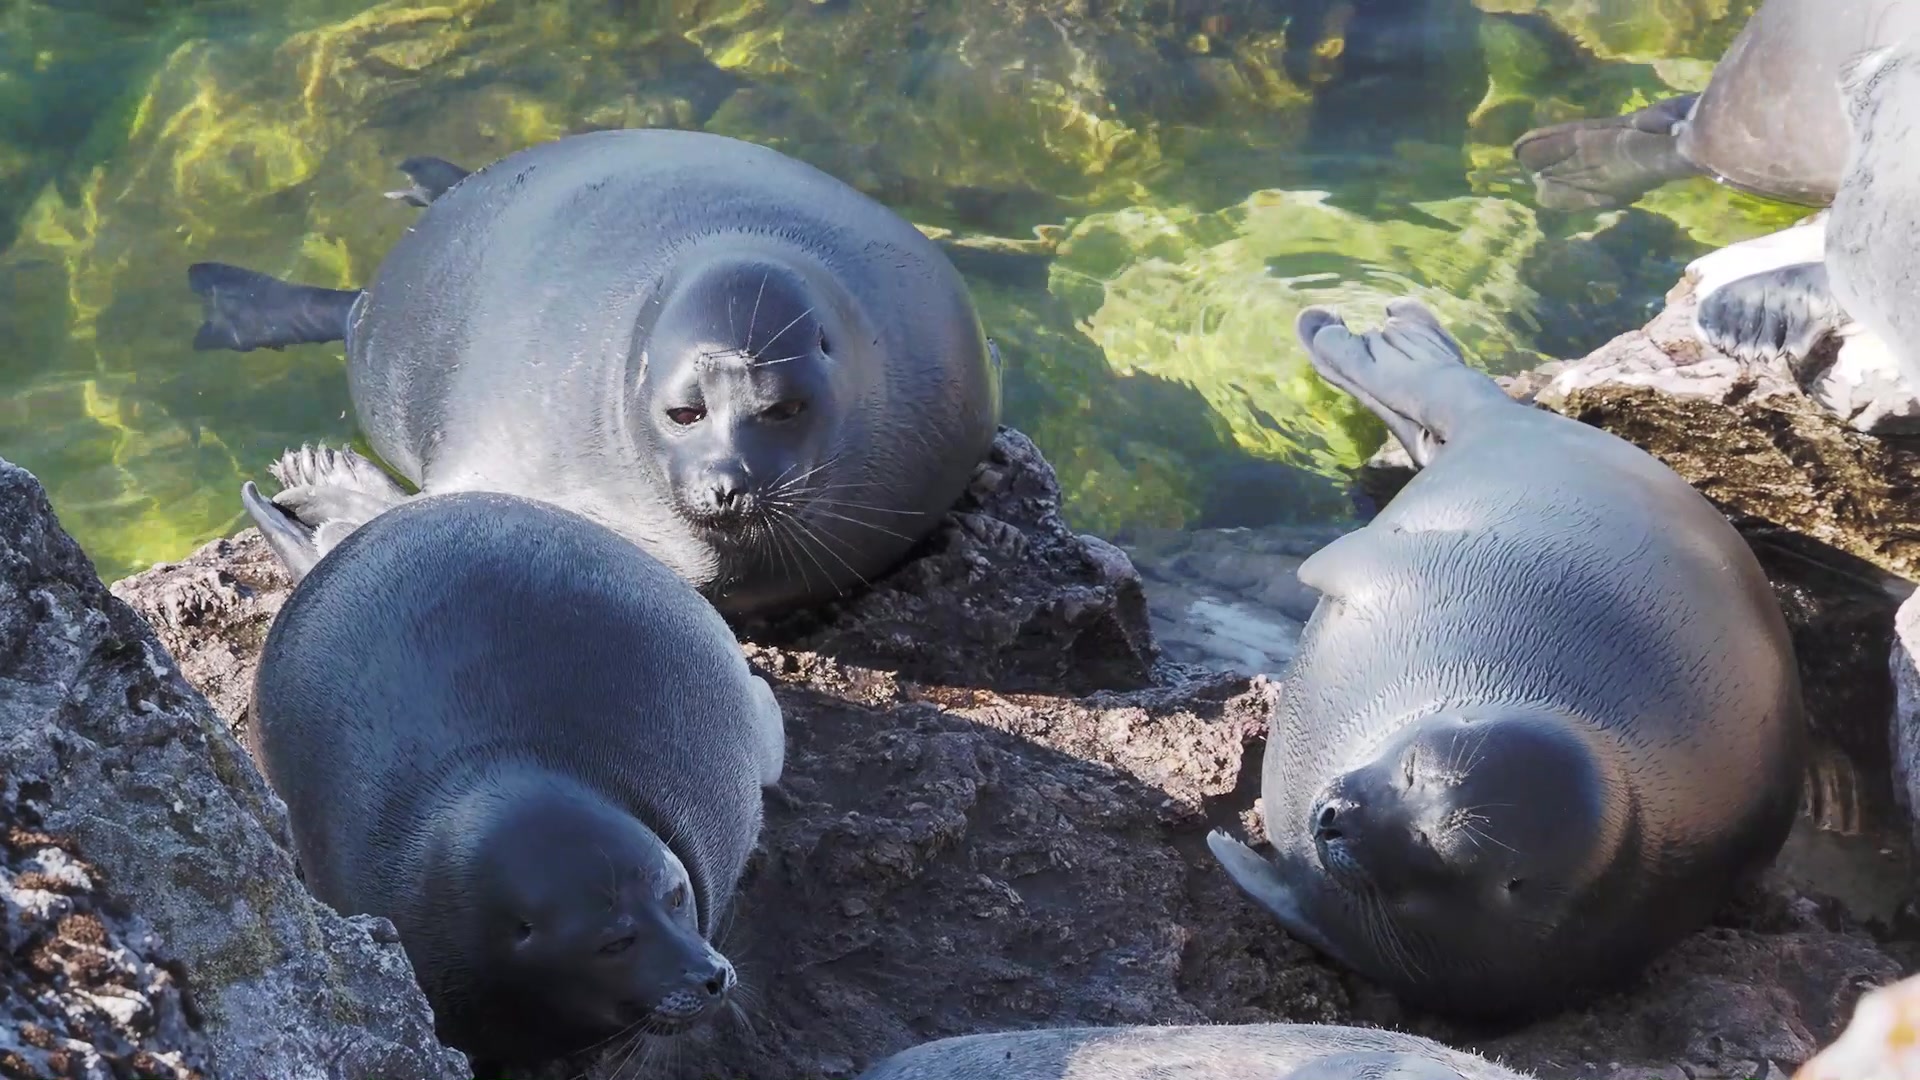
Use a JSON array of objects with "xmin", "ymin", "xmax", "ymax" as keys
[{"xmin": 4, "ymin": 277, "xmax": 1919, "ymax": 1079}]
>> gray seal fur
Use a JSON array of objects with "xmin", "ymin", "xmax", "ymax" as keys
[
  {"xmin": 189, "ymin": 128, "xmax": 1002, "ymax": 612},
  {"xmin": 852, "ymin": 1023, "xmax": 1534, "ymax": 1080},
  {"xmin": 249, "ymin": 490, "xmax": 784, "ymax": 1063},
  {"xmin": 1690, "ymin": 27, "xmax": 1920, "ymax": 387},
  {"xmin": 1207, "ymin": 299, "xmax": 1804, "ymax": 1019}
]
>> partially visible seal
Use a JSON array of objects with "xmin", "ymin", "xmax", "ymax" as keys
[
  {"xmin": 852, "ymin": 1023, "xmax": 1535, "ymax": 1080},
  {"xmin": 1512, "ymin": 0, "xmax": 1920, "ymax": 210},
  {"xmin": 249, "ymin": 489, "xmax": 786, "ymax": 1065},
  {"xmin": 1208, "ymin": 300, "xmax": 1804, "ymax": 1019},
  {"xmin": 1689, "ymin": 30, "xmax": 1920, "ymax": 388},
  {"xmin": 187, "ymin": 128, "xmax": 1002, "ymax": 614}
]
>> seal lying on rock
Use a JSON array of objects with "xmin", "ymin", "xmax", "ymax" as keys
[
  {"xmin": 1513, "ymin": 0, "xmax": 1920, "ymax": 210},
  {"xmin": 1686, "ymin": 30, "xmax": 1920, "ymax": 395},
  {"xmin": 1208, "ymin": 299, "xmax": 1804, "ymax": 1019},
  {"xmin": 248, "ymin": 489, "xmax": 785, "ymax": 1064},
  {"xmin": 186, "ymin": 127, "xmax": 1002, "ymax": 615},
  {"xmin": 852, "ymin": 1023, "xmax": 1534, "ymax": 1079}
]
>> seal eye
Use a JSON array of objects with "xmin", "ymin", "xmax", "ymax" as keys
[
  {"xmin": 514, "ymin": 921, "xmax": 534, "ymax": 943},
  {"xmin": 598, "ymin": 935, "xmax": 637, "ymax": 957},
  {"xmin": 1505, "ymin": 878, "xmax": 1525, "ymax": 894},
  {"xmin": 667, "ymin": 406, "xmax": 706, "ymax": 426},
  {"xmin": 761, "ymin": 400, "xmax": 805, "ymax": 422},
  {"xmin": 668, "ymin": 883, "xmax": 688, "ymax": 910}
]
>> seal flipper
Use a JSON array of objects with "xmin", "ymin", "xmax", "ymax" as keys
[
  {"xmin": 247, "ymin": 445, "xmax": 411, "ymax": 582},
  {"xmin": 187, "ymin": 263, "xmax": 362, "ymax": 353},
  {"xmin": 1207, "ymin": 831, "xmax": 1349, "ymax": 960},
  {"xmin": 1512, "ymin": 94, "xmax": 1700, "ymax": 210},
  {"xmin": 242, "ymin": 481, "xmax": 324, "ymax": 583},
  {"xmin": 383, "ymin": 155, "xmax": 472, "ymax": 207},
  {"xmin": 746, "ymin": 673, "xmax": 787, "ymax": 788},
  {"xmin": 1693, "ymin": 261, "xmax": 1847, "ymax": 370},
  {"xmin": 1297, "ymin": 300, "xmax": 1510, "ymax": 467}
]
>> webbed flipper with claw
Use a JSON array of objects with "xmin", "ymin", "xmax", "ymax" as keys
[{"xmin": 244, "ymin": 445, "xmax": 411, "ymax": 582}]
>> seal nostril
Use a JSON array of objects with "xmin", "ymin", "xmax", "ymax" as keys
[
  {"xmin": 1313, "ymin": 803, "xmax": 1343, "ymax": 840},
  {"xmin": 703, "ymin": 974, "xmax": 726, "ymax": 997}
]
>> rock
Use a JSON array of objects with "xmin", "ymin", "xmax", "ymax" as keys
[
  {"xmin": 1795, "ymin": 971, "xmax": 1920, "ymax": 1079},
  {"xmin": 1891, "ymin": 590, "xmax": 1920, "ymax": 847},
  {"xmin": 0, "ymin": 457, "xmax": 469, "ymax": 1080},
  {"xmin": 740, "ymin": 428, "xmax": 1160, "ymax": 695},
  {"xmin": 113, "ymin": 425, "xmax": 1913, "ymax": 1080},
  {"xmin": 1, "ymin": 806, "xmax": 209, "ymax": 1080}
]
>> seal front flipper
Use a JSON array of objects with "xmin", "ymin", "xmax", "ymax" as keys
[
  {"xmin": 746, "ymin": 672, "xmax": 786, "ymax": 788},
  {"xmin": 1206, "ymin": 830, "xmax": 1347, "ymax": 960},
  {"xmin": 242, "ymin": 481, "xmax": 324, "ymax": 583},
  {"xmin": 247, "ymin": 445, "xmax": 411, "ymax": 581},
  {"xmin": 382, "ymin": 155, "xmax": 472, "ymax": 207},
  {"xmin": 187, "ymin": 262, "xmax": 362, "ymax": 352},
  {"xmin": 1693, "ymin": 261, "xmax": 1848, "ymax": 370},
  {"xmin": 1512, "ymin": 94, "xmax": 1700, "ymax": 210},
  {"xmin": 1297, "ymin": 301, "xmax": 1510, "ymax": 467}
]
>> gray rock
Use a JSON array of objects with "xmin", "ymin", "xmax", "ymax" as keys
[{"xmin": 0, "ymin": 457, "xmax": 468, "ymax": 1080}]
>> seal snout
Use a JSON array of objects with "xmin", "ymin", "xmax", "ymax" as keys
[{"xmin": 647, "ymin": 951, "xmax": 737, "ymax": 1028}]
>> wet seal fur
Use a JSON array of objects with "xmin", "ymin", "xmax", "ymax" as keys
[
  {"xmin": 1208, "ymin": 300, "xmax": 1804, "ymax": 1018},
  {"xmin": 248, "ymin": 490, "xmax": 785, "ymax": 1065},
  {"xmin": 852, "ymin": 1023, "xmax": 1535, "ymax": 1080},
  {"xmin": 1689, "ymin": 28, "xmax": 1920, "ymax": 392},
  {"xmin": 187, "ymin": 128, "xmax": 1002, "ymax": 614}
]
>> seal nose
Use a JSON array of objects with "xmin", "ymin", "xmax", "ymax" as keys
[
  {"xmin": 700, "ymin": 467, "xmax": 754, "ymax": 518},
  {"xmin": 686, "ymin": 954, "xmax": 735, "ymax": 1003},
  {"xmin": 1311, "ymin": 794, "xmax": 1359, "ymax": 842}
]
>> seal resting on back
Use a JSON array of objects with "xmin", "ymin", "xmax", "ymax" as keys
[
  {"xmin": 248, "ymin": 489, "xmax": 785, "ymax": 1065},
  {"xmin": 1512, "ymin": 0, "xmax": 1920, "ymax": 210},
  {"xmin": 852, "ymin": 1023, "xmax": 1534, "ymax": 1079},
  {"xmin": 1207, "ymin": 299, "xmax": 1804, "ymax": 1018},
  {"xmin": 185, "ymin": 127, "xmax": 1002, "ymax": 614}
]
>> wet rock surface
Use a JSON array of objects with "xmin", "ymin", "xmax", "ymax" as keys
[
  {"xmin": 0, "ymin": 457, "xmax": 469, "ymax": 1080},
  {"xmin": 105, "ymin": 420, "xmax": 1917, "ymax": 1079}
]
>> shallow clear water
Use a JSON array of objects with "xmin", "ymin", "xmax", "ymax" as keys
[{"xmin": 0, "ymin": 0, "xmax": 1806, "ymax": 580}]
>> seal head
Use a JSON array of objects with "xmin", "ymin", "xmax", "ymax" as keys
[
  {"xmin": 637, "ymin": 245, "xmax": 856, "ymax": 544},
  {"xmin": 1308, "ymin": 709, "xmax": 1620, "ymax": 952},
  {"xmin": 435, "ymin": 781, "xmax": 735, "ymax": 1057}
]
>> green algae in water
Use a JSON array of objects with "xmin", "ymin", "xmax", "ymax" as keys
[{"xmin": 0, "ymin": 0, "xmax": 1808, "ymax": 578}]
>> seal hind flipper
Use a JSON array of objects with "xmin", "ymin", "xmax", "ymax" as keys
[
  {"xmin": 382, "ymin": 155, "xmax": 472, "ymax": 207},
  {"xmin": 1206, "ymin": 830, "xmax": 1347, "ymax": 960},
  {"xmin": 248, "ymin": 445, "xmax": 411, "ymax": 581},
  {"xmin": 1297, "ymin": 301, "xmax": 1509, "ymax": 468},
  {"xmin": 187, "ymin": 262, "xmax": 362, "ymax": 353},
  {"xmin": 1693, "ymin": 260, "xmax": 1847, "ymax": 370},
  {"xmin": 1512, "ymin": 94, "xmax": 1700, "ymax": 210}
]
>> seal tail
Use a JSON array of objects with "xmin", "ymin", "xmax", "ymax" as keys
[
  {"xmin": 244, "ymin": 445, "xmax": 411, "ymax": 582},
  {"xmin": 1512, "ymin": 94, "xmax": 1701, "ymax": 210},
  {"xmin": 382, "ymin": 155, "xmax": 472, "ymax": 207},
  {"xmin": 187, "ymin": 262, "xmax": 361, "ymax": 353},
  {"xmin": 1296, "ymin": 299, "xmax": 1509, "ymax": 467}
]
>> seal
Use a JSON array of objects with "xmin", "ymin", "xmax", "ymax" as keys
[
  {"xmin": 186, "ymin": 127, "xmax": 1002, "ymax": 615},
  {"xmin": 1689, "ymin": 31, "xmax": 1920, "ymax": 390},
  {"xmin": 1512, "ymin": 0, "xmax": 1920, "ymax": 210},
  {"xmin": 1207, "ymin": 299, "xmax": 1804, "ymax": 1019},
  {"xmin": 851, "ymin": 1023, "xmax": 1535, "ymax": 1080},
  {"xmin": 248, "ymin": 488, "xmax": 786, "ymax": 1065}
]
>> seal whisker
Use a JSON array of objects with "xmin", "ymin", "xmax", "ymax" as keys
[
  {"xmin": 787, "ymin": 512, "xmax": 872, "ymax": 588},
  {"xmin": 771, "ymin": 510, "xmax": 840, "ymax": 595},
  {"xmin": 744, "ymin": 270, "xmax": 769, "ymax": 353},
  {"xmin": 751, "ymin": 305, "xmax": 817, "ymax": 359},
  {"xmin": 798, "ymin": 494, "xmax": 929, "ymax": 517},
  {"xmin": 804, "ymin": 507, "xmax": 915, "ymax": 542}
]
